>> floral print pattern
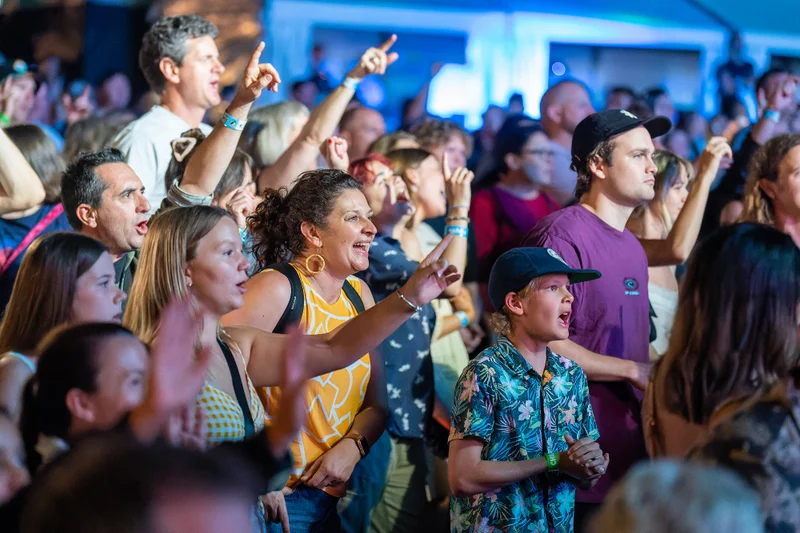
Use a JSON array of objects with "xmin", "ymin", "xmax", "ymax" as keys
[{"xmin": 449, "ymin": 337, "xmax": 599, "ymax": 533}]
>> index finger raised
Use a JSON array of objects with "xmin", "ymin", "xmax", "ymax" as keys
[
  {"xmin": 378, "ymin": 34, "xmax": 397, "ymax": 53},
  {"xmin": 421, "ymin": 233, "xmax": 454, "ymax": 266},
  {"xmin": 247, "ymin": 41, "xmax": 266, "ymax": 71}
]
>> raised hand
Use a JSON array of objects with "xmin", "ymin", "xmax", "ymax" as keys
[
  {"xmin": 146, "ymin": 297, "xmax": 212, "ymax": 417},
  {"xmin": 347, "ymin": 35, "xmax": 399, "ymax": 81},
  {"xmin": 766, "ymin": 75, "xmax": 800, "ymax": 113},
  {"xmin": 695, "ymin": 136, "xmax": 732, "ymax": 181},
  {"xmin": 321, "ymin": 136, "xmax": 350, "ymax": 171},
  {"xmin": 166, "ymin": 403, "xmax": 207, "ymax": 451},
  {"xmin": 399, "ymin": 234, "xmax": 461, "ymax": 307},
  {"xmin": 225, "ymin": 186, "xmax": 257, "ymax": 229},
  {"xmin": 267, "ymin": 324, "xmax": 309, "ymax": 458},
  {"xmin": 234, "ymin": 41, "xmax": 282, "ymax": 106},
  {"xmin": 443, "ymin": 152, "xmax": 474, "ymax": 210},
  {"xmin": 130, "ymin": 297, "xmax": 212, "ymax": 443}
]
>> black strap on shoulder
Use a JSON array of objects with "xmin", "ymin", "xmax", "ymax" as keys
[
  {"xmin": 271, "ymin": 263, "xmax": 305, "ymax": 334},
  {"xmin": 218, "ymin": 338, "xmax": 256, "ymax": 437},
  {"xmin": 342, "ymin": 280, "xmax": 365, "ymax": 314}
]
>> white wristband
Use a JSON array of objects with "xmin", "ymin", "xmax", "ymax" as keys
[{"xmin": 342, "ymin": 77, "xmax": 360, "ymax": 91}]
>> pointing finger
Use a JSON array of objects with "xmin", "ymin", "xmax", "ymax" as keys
[{"xmin": 379, "ymin": 34, "xmax": 397, "ymax": 53}]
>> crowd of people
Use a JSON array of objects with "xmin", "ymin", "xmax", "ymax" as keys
[{"xmin": 0, "ymin": 13, "xmax": 799, "ymax": 533}]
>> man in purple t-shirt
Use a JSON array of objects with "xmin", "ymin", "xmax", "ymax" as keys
[{"xmin": 524, "ymin": 109, "xmax": 671, "ymax": 528}]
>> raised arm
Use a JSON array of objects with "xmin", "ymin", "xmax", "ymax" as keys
[
  {"xmin": 0, "ymin": 127, "xmax": 46, "ymax": 214},
  {"xmin": 243, "ymin": 235, "xmax": 461, "ymax": 386},
  {"xmin": 439, "ymin": 154, "xmax": 473, "ymax": 297},
  {"xmin": 638, "ymin": 137, "xmax": 732, "ymax": 266},
  {"xmin": 259, "ymin": 35, "xmax": 399, "ymax": 191},
  {"xmin": 180, "ymin": 42, "xmax": 281, "ymax": 198}
]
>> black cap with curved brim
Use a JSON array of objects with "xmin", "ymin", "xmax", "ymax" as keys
[
  {"xmin": 488, "ymin": 247, "xmax": 601, "ymax": 311},
  {"xmin": 570, "ymin": 109, "xmax": 672, "ymax": 171}
]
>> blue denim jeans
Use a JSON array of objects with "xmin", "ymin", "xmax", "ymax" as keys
[
  {"xmin": 266, "ymin": 485, "xmax": 342, "ymax": 533},
  {"xmin": 338, "ymin": 431, "xmax": 392, "ymax": 533}
]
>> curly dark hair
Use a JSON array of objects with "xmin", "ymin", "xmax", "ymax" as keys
[
  {"xmin": 139, "ymin": 14, "xmax": 218, "ymax": 93},
  {"xmin": 248, "ymin": 169, "xmax": 362, "ymax": 271}
]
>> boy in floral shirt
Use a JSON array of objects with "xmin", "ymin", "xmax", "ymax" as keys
[{"xmin": 448, "ymin": 248, "xmax": 609, "ymax": 533}]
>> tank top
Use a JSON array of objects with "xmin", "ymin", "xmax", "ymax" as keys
[
  {"xmin": 263, "ymin": 264, "xmax": 371, "ymax": 497},
  {"xmin": 197, "ymin": 337, "xmax": 266, "ymax": 444}
]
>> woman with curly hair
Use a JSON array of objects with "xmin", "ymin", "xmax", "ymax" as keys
[{"xmin": 222, "ymin": 169, "xmax": 389, "ymax": 532}]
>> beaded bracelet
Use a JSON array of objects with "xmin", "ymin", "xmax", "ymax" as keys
[{"xmin": 445, "ymin": 215, "xmax": 470, "ymax": 223}]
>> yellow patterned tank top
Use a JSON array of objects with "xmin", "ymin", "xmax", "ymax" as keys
[
  {"xmin": 198, "ymin": 338, "xmax": 266, "ymax": 444},
  {"xmin": 263, "ymin": 264, "xmax": 371, "ymax": 496}
]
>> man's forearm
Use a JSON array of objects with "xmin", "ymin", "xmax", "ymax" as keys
[{"xmin": 549, "ymin": 339, "xmax": 635, "ymax": 382}]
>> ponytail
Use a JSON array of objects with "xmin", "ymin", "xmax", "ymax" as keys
[{"xmin": 247, "ymin": 169, "xmax": 362, "ymax": 272}]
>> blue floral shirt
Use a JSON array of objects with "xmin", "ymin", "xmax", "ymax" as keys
[
  {"xmin": 449, "ymin": 337, "xmax": 599, "ymax": 533},
  {"xmin": 357, "ymin": 234, "xmax": 436, "ymax": 439}
]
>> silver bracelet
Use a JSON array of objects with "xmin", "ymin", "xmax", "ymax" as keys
[{"xmin": 396, "ymin": 290, "xmax": 422, "ymax": 314}]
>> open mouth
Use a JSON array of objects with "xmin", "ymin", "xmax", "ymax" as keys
[
  {"xmin": 113, "ymin": 312, "xmax": 123, "ymax": 323},
  {"xmin": 136, "ymin": 220, "xmax": 148, "ymax": 235},
  {"xmin": 353, "ymin": 242, "xmax": 372, "ymax": 254},
  {"xmin": 558, "ymin": 311, "xmax": 571, "ymax": 328},
  {"xmin": 235, "ymin": 280, "xmax": 247, "ymax": 294}
]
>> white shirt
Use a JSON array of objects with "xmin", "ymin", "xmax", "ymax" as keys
[{"xmin": 112, "ymin": 105, "xmax": 212, "ymax": 212}]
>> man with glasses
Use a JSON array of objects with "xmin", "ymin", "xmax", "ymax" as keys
[{"xmin": 471, "ymin": 116, "xmax": 560, "ymax": 311}]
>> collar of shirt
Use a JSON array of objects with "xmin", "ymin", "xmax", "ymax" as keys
[{"xmin": 493, "ymin": 336, "xmax": 565, "ymax": 383}]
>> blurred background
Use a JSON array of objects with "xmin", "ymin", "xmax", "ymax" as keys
[{"xmin": 1, "ymin": 0, "xmax": 798, "ymax": 131}]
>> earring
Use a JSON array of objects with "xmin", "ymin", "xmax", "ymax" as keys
[{"xmin": 305, "ymin": 252, "xmax": 326, "ymax": 275}]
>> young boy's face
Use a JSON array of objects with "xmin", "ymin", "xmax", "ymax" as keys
[{"xmin": 517, "ymin": 273, "xmax": 573, "ymax": 342}]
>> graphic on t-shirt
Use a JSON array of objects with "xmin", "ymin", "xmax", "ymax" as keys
[{"xmin": 624, "ymin": 277, "xmax": 640, "ymax": 296}]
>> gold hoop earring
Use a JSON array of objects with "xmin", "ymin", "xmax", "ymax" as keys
[{"xmin": 305, "ymin": 253, "xmax": 326, "ymax": 275}]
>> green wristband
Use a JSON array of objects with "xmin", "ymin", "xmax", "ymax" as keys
[
  {"xmin": 545, "ymin": 452, "xmax": 559, "ymax": 471},
  {"xmin": 0, "ymin": 113, "xmax": 10, "ymax": 127}
]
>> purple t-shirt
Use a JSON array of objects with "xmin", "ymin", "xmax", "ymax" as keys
[{"xmin": 523, "ymin": 204, "xmax": 649, "ymax": 503}]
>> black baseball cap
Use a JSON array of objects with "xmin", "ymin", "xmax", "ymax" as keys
[
  {"xmin": 570, "ymin": 109, "xmax": 671, "ymax": 171},
  {"xmin": 488, "ymin": 247, "xmax": 601, "ymax": 311}
]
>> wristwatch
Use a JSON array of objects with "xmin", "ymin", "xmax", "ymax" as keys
[{"xmin": 344, "ymin": 432, "xmax": 370, "ymax": 458}]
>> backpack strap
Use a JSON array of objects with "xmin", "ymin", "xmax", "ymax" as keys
[
  {"xmin": 342, "ymin": 279, "xmax": 365, "ymax": 314},
  {"xmin": 270, "ymin": 263, "xmax": 305, "ymax": 334},
  {"xmin": 0, "ymin": 203, "xmax": 64, "ymax": 278}
]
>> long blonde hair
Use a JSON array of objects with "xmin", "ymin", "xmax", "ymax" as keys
[
  {"xmin": 241, "ymin": 101, "xmax": 310, "ymax": 169},
  {"xmin": 741, "ymin": 133, "xmax": 800, "ymax": 225},
  {"xmin": 124, "ymin": 206, "xmax": 232, "ymax": 344}
]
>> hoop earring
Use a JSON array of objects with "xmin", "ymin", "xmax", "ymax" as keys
[{"xmin": 305, "ymin": 253, "xmax": 326, "ymax": 275}]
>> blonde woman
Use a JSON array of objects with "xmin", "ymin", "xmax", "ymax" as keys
[
  {"xmin": 123, "ymin": 205, "xmax": 459, "ymax": 528},
  {"xmin": 740, "ymin": 133, "xmax": 800, "ymax": 247}
]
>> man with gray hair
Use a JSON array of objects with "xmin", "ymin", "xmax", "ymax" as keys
[{"xmin": 113, "ymin": 14, "xmax": 221, "ymax": 210}]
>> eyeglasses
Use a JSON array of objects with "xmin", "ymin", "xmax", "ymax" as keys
[{"xmin": 521, "ymin": 149, "xmax": 554, "ymax": 158}]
